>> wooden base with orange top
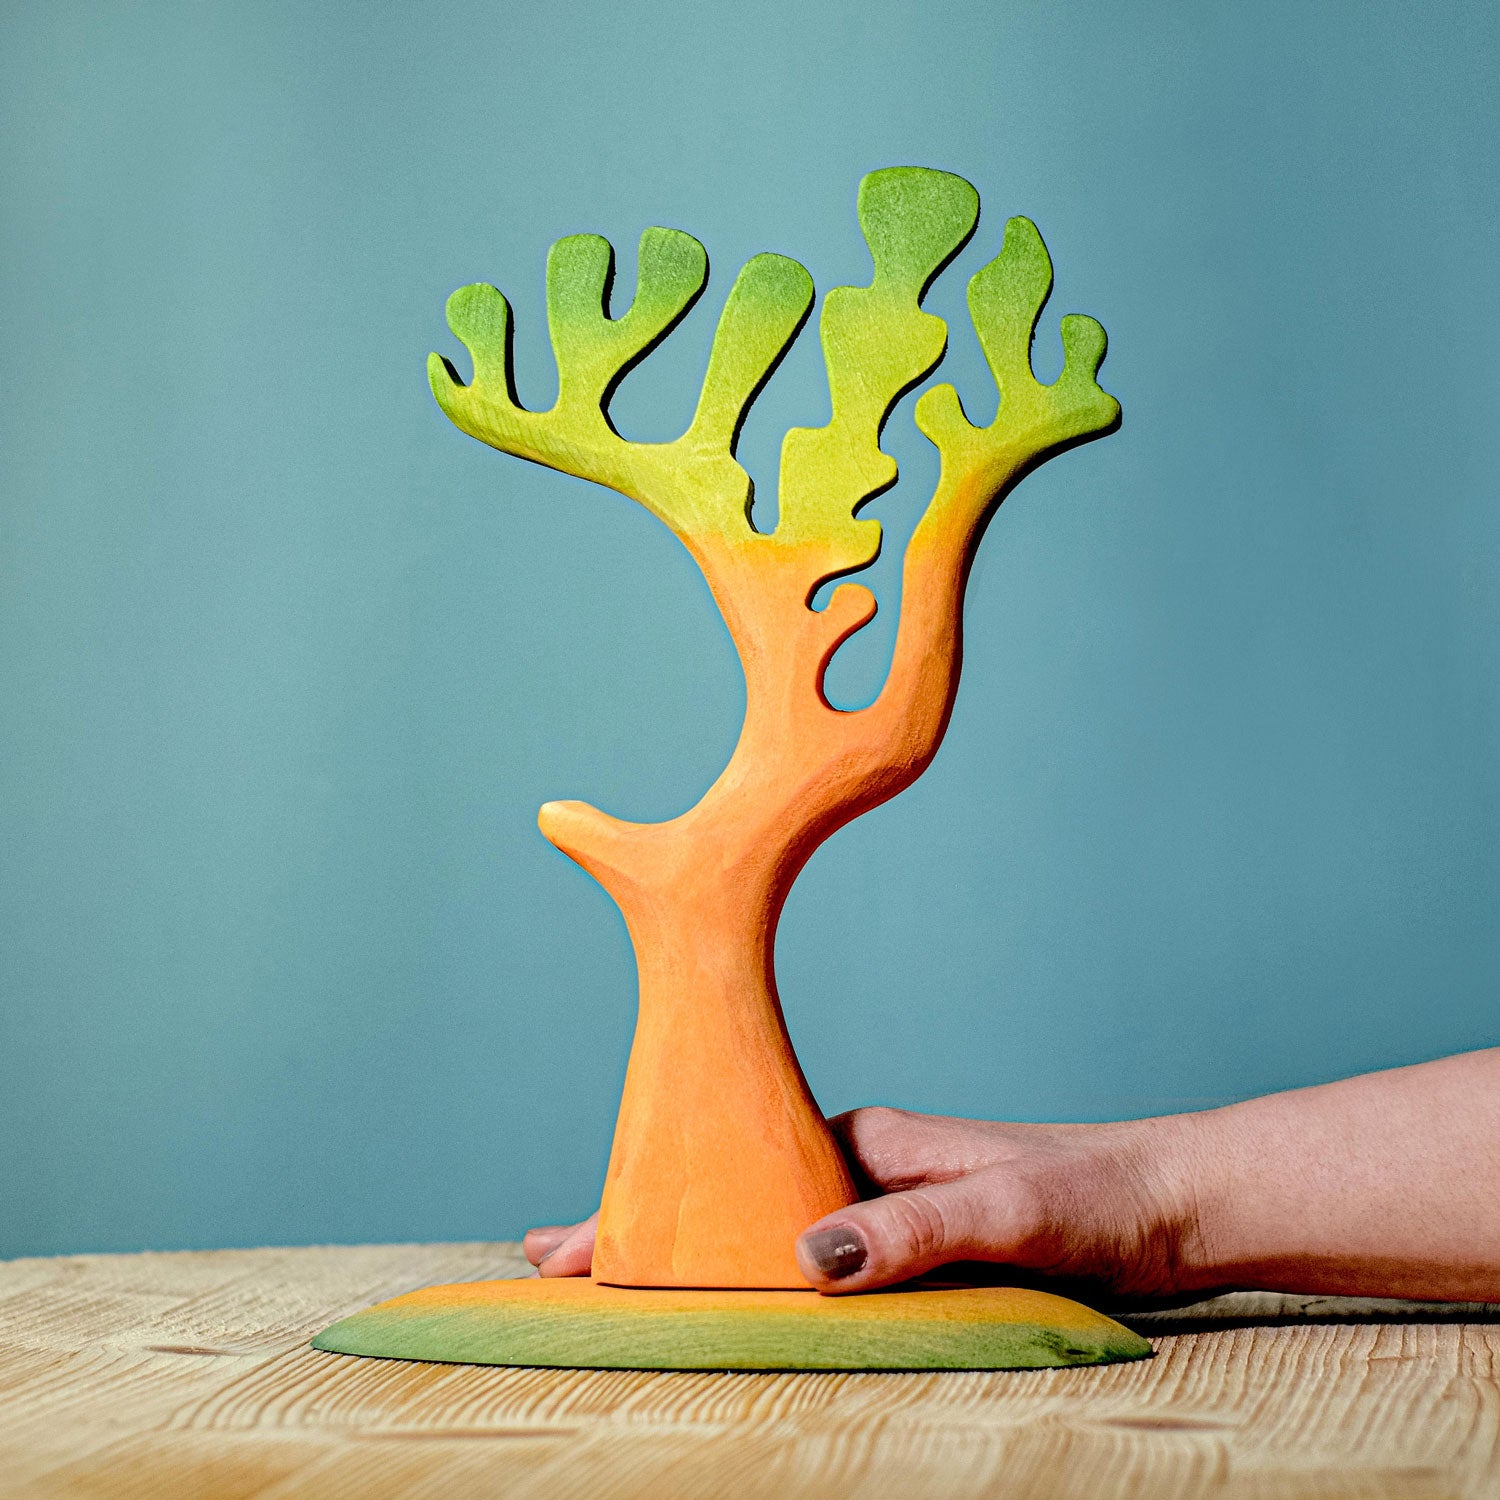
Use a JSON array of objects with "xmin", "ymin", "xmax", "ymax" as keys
[{"xmin": 313, "ymin": 1278, "xmax": 1150, "ymax": 1372}]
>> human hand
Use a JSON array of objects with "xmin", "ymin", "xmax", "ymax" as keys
[
  {"xmin": 527, "ymin": 1052, "xmax": 1500, "ymax": 1302},
  {"xmin": 522, "ymin": 1105, "xmax": 1206, "ymax": 1297}
]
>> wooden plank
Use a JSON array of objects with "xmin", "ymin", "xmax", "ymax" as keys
[{"xmin": 1, "ymin": 1245, "xmax": 1496, "ymax": 1498}]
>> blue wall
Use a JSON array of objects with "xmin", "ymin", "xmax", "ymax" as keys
[{"xmin": 3, "ymin": 1, "xmax": 1497, "ymax": 1257}]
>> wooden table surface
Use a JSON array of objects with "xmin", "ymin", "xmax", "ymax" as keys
[{"xmin": 2, "ymin": 1244, "xmax": 1497, "ymax": 1499}]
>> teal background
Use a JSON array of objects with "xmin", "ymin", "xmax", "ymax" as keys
[{"xmin": 2, "ymin": 1, "xmax": 1497, "ymax": 1258}]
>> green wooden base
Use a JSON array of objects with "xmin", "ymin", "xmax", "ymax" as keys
[{"xmin": 311, "ymin": 1276, "xmax": 1151, "ymax": 1372}]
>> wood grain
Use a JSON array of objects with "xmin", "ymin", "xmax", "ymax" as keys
[{"xmin": 2, "ymin": 1244, "xmax": 1497, "ymax": 1498}]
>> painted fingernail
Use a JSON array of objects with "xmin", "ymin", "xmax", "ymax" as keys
[{"xmin": 801, "ymin": 1225, "xmax": 868, "ymax": 1280}]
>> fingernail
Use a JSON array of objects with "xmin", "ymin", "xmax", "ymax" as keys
[{"xmin": 801, "ymin": 1225, "xmax": 868, "ymax": 1280}]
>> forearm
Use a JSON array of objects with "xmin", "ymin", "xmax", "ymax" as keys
[
  {"xmin": 532, "ymin": 1051, "xmax": 1500, "ymax": 1300},
  {"xmin": 1165, "ymin": 1048, "xmax": 1500, "ymax": 1301}
]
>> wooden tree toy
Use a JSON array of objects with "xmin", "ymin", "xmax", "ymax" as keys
[{"xmin": 315, "ymin": 168, "xmax": 1149, "ymax": 1370}]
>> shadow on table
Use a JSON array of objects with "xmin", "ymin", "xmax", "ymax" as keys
[
  {"xmin": 1118, "ymin": 1291, "xmax": 1500, "ymax": 1336},
  {"xmin": 913, "ymin": 1266, "xmax": 1500, "ymax": 1335}
]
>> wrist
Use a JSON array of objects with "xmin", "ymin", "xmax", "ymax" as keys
[
  {"xmin": 1117, "ymin": 1107, "xmax": 1233, "ymax": 1296},
  {"xmin": 1157, "ymin": 1098, "xmax": 1291, "ymax": 1295}
]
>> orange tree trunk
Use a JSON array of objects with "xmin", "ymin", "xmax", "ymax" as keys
[
  {"xmin": 571, "ymin": 819, "xmax": 853, "ymax": 1288},
  {"xmin": 539, "ymin": 518, "xmax": 975, "ymax": 1287},
  {"xmin": 538, "ymin": 622, "xmax": 874, "ymax": 1285}
]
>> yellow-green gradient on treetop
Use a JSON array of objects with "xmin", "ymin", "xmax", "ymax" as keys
[
  {"xmin": 671, "ymin": 250, "xmax": 813, "ymax": 532},
  {"xmin": 915, "ymin": 215, "xmax": 1119, "ymax": 544},
  {"xmin": 429, "ymin": 230, "xmax": 812, "ymax": 543},
  {"xmin": 428, "ymin": 166, "xmax": 1118, "ymax": 587},
  {"xmin": 774, "ymin": 167, "xmax": 978, "ymax": 576}
]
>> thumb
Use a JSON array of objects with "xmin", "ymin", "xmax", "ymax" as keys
[{"xmin": 795, "ymin": 1168, "xmax": 1043, "ymax": 1293}]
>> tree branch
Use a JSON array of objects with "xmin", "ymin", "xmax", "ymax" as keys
[
  {"xmin": 428, "ymin": 231, "xmax": 813, "ymax": 546},
  {"xmin": 863, "ymin": 214, "xmax": 1120, "ymax": 775},
  {"xmin": 914, "ymin": 214, "xmax": 1120, "ymax": 530},
  {"xmin": 775, "ymin": 167, "xmax": 979, "ymax": 591}
]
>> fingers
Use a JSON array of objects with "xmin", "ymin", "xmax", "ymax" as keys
[
  {"xmin": 524, "ymin": 1212, "xmax": 598, "ymax": 1277},
  {"xmin": 796, "ymin": 1167, "xmax": 1045, "ymax": 1293},
  {"xmin": 522, "ymin": 1224, "xmax": 574, "ymax": 1263},
  {"xmin": 829, "ymin": 1106, "xmax": 1023, "ymax": 1192}
]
